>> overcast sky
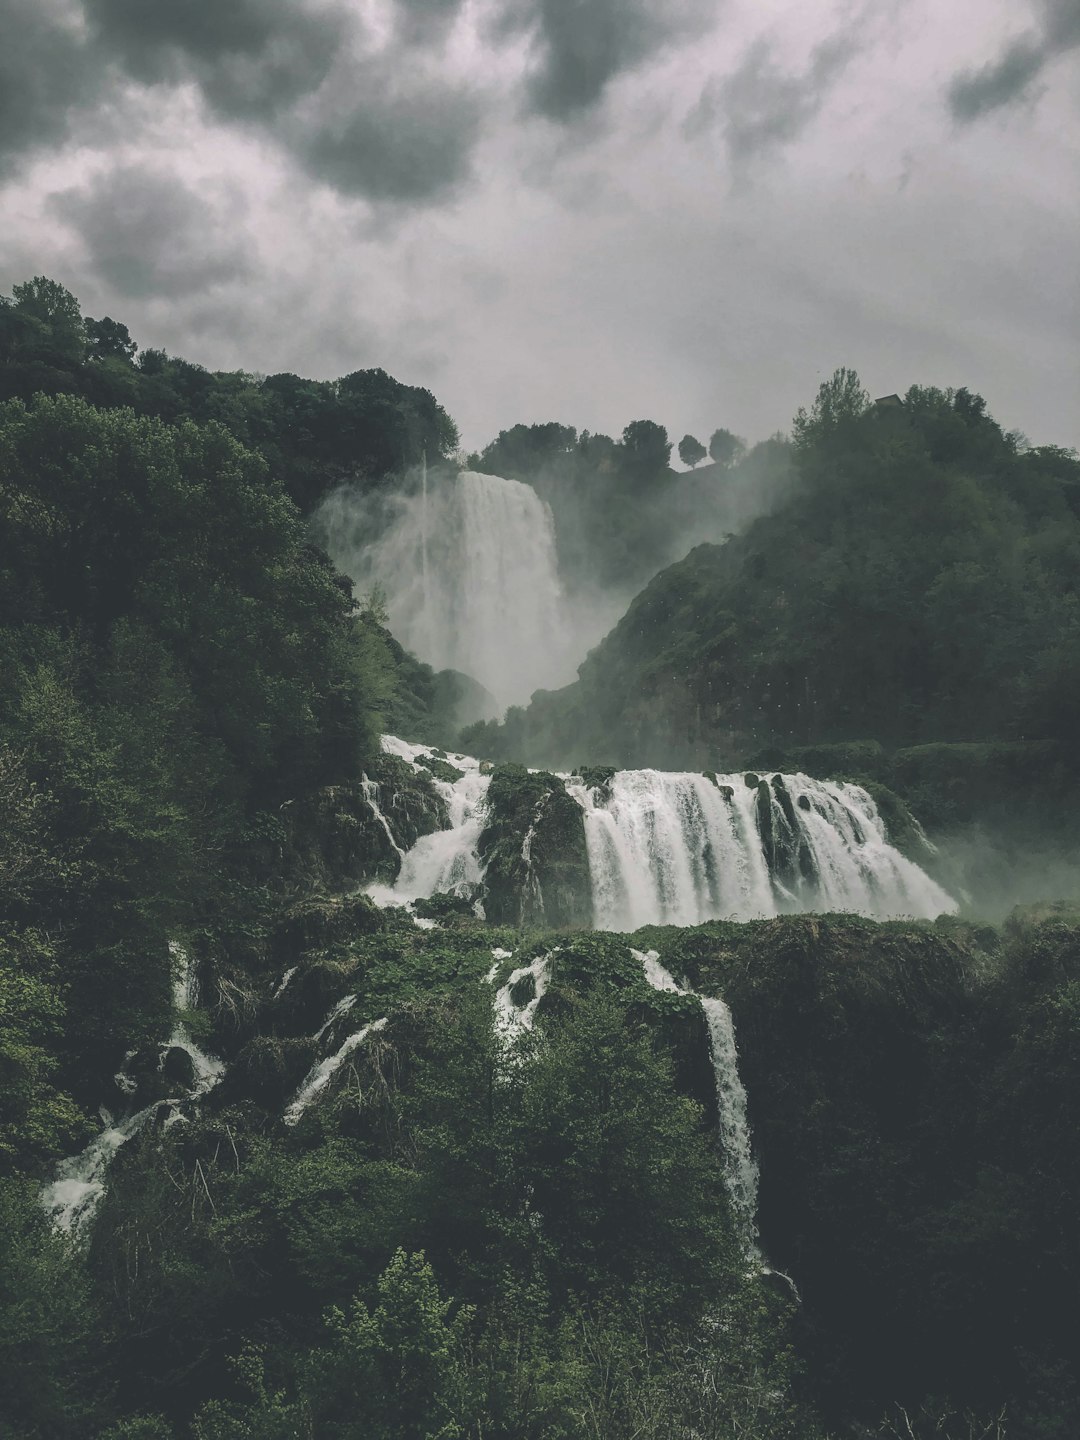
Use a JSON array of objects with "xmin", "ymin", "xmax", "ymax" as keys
[{"xmin": 2, "ymin": 0, "xmax": 1077, "ymax": 452}]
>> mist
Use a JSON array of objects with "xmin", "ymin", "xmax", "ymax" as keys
[
  {"xmin": 311, "ymin": 433, "xmax": 797, "ymax": 721},
  {"xmin": 931, "ymin": 824, "xmax": 1080, "ymax": 924}
]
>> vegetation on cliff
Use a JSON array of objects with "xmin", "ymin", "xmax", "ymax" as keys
[
  {"xmin": 463, "ymin": 374, "xmax": 1080, "ymax": 782},
  {"xmin": 3, "ymin": 279, "xmax": 1079, "ymax": 1439}
]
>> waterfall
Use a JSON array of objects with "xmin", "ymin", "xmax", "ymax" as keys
[
  {"xmin": 284, "ymin": 1017, "xmax": 388, "ymax": 1126},
  {"xmin": 636, "ymin": 948, "xmax": 759, "ymax": 1247},
  {"xmin": 493, "ymin": 953, "xmax": 553, "ymax": 1045},
  {"xmin": 366, "ymin": 736, "xmax": 492, "ymax": 908},
  {"xmin": 42, "ymin": 944, "xmax": 224, "ymax": 1233},
  {"xmin": 569, "ymin": 770, "xmax": 955, "ymax": 929},
  {"xmin": 316, "ymin": 470, "xmax": 571, "ymax": 711},
  {"xmin": 369, "ymin": 737, "xmax": 954, "ymax": 926},
  {"xmin": 361, "ymin": 775, "xmax": 407, "ymax": 864}
]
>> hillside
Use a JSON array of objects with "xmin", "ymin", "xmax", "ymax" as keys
[
  {"xmin": 3, "ymin": 284, "xmax": 1079, "ymax": 1438},
  {"xmin": 462, "ymin": 378, "xmax": 1080, "ymax": 843}
]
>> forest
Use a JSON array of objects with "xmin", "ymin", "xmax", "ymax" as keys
[{"xmin": 2, "ymin": 277, "xmax": 1079, "ymax": 1439}]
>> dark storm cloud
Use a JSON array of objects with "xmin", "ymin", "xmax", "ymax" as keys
[
  {"xmin": 948, "ymin": 0, "xmax": 1080, "ymax": 121},
  {"xmin": 687, "ymin": 31, "xmax": 859, "ymax": 163},
  {"xmin": 81, "ymin": 0, "xmax": 349, "ymax": 120},
  {"xmin": 296, "ymin": 74, "xmax": 482, "ymax": 202},
  {"xmin": 394, "ymin": 0, "xmax": 468, "ymax": 46},
  {"xmin": 502, "ymin": 0, "xmax": 711, "ymax": 120},
  {"xmin": 0, "ymin": 0, "xmax": 105, "ymax": 176},
  {"xmin": 50, "ymin": 162, "xmax": 251, "ymax": 299},
  {"xmin": 0, "ymin": 0, "xmax": 482, "ymax": 206}
]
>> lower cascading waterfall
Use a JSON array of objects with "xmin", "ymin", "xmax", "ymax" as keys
[
  {"xmin": 42, "ymin": 944, "xmax": 224, "ymax": 1232},
  {"xmin": 636, "ymin": 949, "xmax": 760, "ymax": 1248},
  {"xmin": 570, "ymin": 769, "xmax": 955, "ymax": 929},
  {"xmin": 493, "ymin": 952, "xmax": 552, "ymax": 1045}
]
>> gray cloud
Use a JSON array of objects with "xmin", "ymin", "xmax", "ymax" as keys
[
  {"xmin": 0, "ymin": 0, "xmax": 484, "ymax": 207},
  {"xmin": 394, "ymin": 0, "xmax": 469, "ymax": 47},
  {"xmin": 50, "ymin": 162, "xmax": 251, "ymax": 299},
  {"xmin": 295, "ymin": 73, "xmax": 482, "ymax": 202},
  {"xmin": 82, "ymin": 0, "xmax": 349, "ymax": 121},
  {"xmin": 503, "ymin": 0, "xmax": 710, "ymax": 120},
  {"xmin": 688, "ymin": 31, "xmax": 860, "ymax": 164},
  {"xmin": 0, "ymin": 0, "xmax": 105, "ymax": 176},
  {"xmin": 948, "ymin": 0, "xmax": 1080, "ymax": 121}
]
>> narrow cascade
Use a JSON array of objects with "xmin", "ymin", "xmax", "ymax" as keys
[
  {"xmin": 570, "ymin": 770, "xmax": 955, "ymax": 929},
  {"xmin": 165, "ymin": 942, "xmax": 226, "ymax": 1095},
  {"xmin": 284, "ymin": 1017, "xmax": 388, "ymax": 1126},
  {"xmin": 361, "ymin": 775, "xmax": 407, "ymax": 863},
  {"xmin": 42, "ymin": 944, "xmax": 224, "ymax": 1232},
  {"xmin": 493, "ymin": 953, "xmax": 552, "ymax": 1045},
  {"xmin": 319, "ymin": 470, "xmax": 572, "ymax": 710},
  {"xmin": 518, "ymin": 800, "xmax": 547, "ymax": 926},
  {"xmin": 42, "ymin": 1104, "xmax": 168, "ymax": 1234},
  {"xmin": 273, "ymin": 966, "xmax": 298, "ymax": 999},
  {"xmin": 314, "ymin": 993, "xmax": 357, "ymax": 1042},
  {"xmin": 367, "ymin": 736, "xmax": 492, "ymax": 908},
  {"xmin": 635, "ymin": 948, "xmax": 760, "ymax": 1248}
]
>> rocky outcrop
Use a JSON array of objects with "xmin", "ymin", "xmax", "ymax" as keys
[{"xmin": 479, "ymin": 765, "xmax": 592, "ymax": 928}]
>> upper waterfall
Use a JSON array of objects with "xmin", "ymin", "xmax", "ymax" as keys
[{"xmin": 316, "ymin": 469, "xmax": 573, "ymax": 712}]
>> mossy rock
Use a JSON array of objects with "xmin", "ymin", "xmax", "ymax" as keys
[
  {"xmin": 862, "ymin": 782, "xmax": 934, "ymax": 862},
  {"xmin": 274, "ymin": 959, "xmax": 356, "ymax": 1037},
  {"xmin": 744, "ymin": 772, "xmax": 760, "ymax": 788},
  {"xmin": 576, "ymin": 765, "xmax": 616, "ymax": 793},
  {"xmin": 479, "ymin": 765, "xmax": 592, "ymax": 928},
  {"xmin": 159, "ymin": 1046, "xmax": 198, "ymax": 1091},
  {"xmin": 272, "ymin": 893, "xmax": 383, "ymax": 966},
  {"xmin": 509, "ymin": 972, "xmax": 538, "ymax": 1007},
  {"xmin": 415, "ymin": 753, "xmax": 465, "ymax": 784},
  {"xmin": 412, "ymin": 890, "xmax": 479, "ymax": 921}
]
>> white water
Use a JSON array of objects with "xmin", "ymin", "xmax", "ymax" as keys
[
  {"xmin": 164, "ymin": 943, "xmax": 225, "ymax": 1095},
  {"xmin": 318, "ymin": 470, "xmax": 572, "ymax": 710},
  {"xmin": 635, "ymin": 948, "xmax": 759, "ymax": 1246},
  {"xmin": 314, "ymin": 992, "xmax": 357, "ymax": 1042},
  {"xmin": 570, "ymin": 770, "xmax": 955, "ymax": 929},
  {"xmin": 494, "ymin": 953, "xmax": 552, "ymax": 1044},
  {"xmin": 284, "ymin": 1017, "xmax": 388, "ymax": 1126},
  {"xmin": 367, "ymin": 736, "xmax": 492, "ymax": 907},
  {"xmin": 42, "ymin": 944, "xmax": 224, "ymax": 1232},
  {"xmin": 42, "ymin": 1103, "xmax": 169, "ymax": 1234},
  {"xmin": 273, "ymin": 966, "xmax": 298, "ymax": 999}
]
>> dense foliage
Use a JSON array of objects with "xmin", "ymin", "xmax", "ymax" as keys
[
  {"xmin": 0, "ymin": 277, "xmax": 458, "ymax": 515},
  {"xmin": 3, "ymin": 277, "xmax": 1079, "ymax": 1440}
]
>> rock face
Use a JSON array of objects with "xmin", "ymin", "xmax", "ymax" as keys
[{"xmin": 478, "ymin": 764, "xmax": 592, "ymax": 928}]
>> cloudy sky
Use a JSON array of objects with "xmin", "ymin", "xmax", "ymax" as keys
[{"xmin": 2, "ymin": 0, "xmax": 1077, "ymax": 451}]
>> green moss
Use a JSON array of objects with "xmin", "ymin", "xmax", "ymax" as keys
[
  {"xmin": 479, "ymin": 765, "xmax": 592, "ymax": 928},
  {"xmin": 576, "ymin": 765, "xmax": 616, "ymax": 792},
  {"xmin": 414, "ymin": 753, "xmax": 465, "ymax": 784}
]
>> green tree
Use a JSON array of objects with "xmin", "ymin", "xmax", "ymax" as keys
[
  {"xmin": 678, "ymin": 433, "xmax": 707, "ymax": 468},
  {"xmin": 708, "ymin": 427, "xmax": 747, "ymax": 467},
  {"xmin": 8, "ymin": 278, "xmax": 86, "ymax": 367},
  {"xmin": 792, "ymin": 366, "xmax": 870, "ymax": 450},
  {"xmin": 85, "ymin": 317, "xmax": 137, "ymax": 364},
  {"xmin": 621, "ymin": 419, "xmax": 671, "ymax": 480}
]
